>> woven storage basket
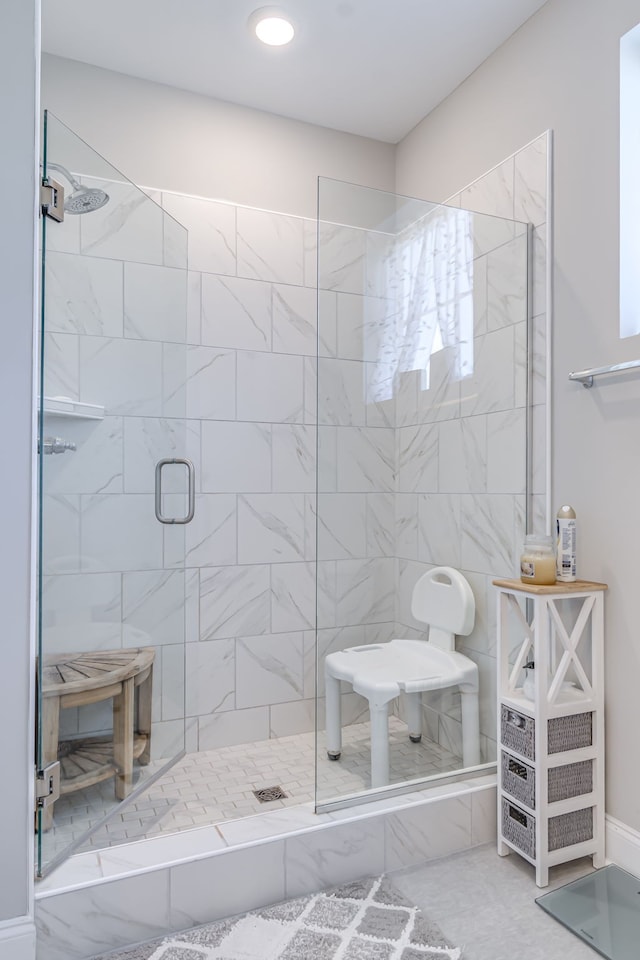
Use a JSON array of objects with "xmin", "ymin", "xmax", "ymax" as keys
[
  {"xmin": 501, "ymin": 706, "xmax": 535, "ymax": 760},
  {"xmin": 548, "ymin": 712, "xmax": 592, "ymax": 754},
  {"xmin": 501, "ymin": 751, "xmax": 535, "ymax": 809},
  {"xmin": 501, "ymin": 797, "xmax": 535, "ymax": 858},
  {"xmin": 548, "ymin": 806, "xmax": 593, "ymax": 851},
  {"xmin": 548, "ymin": 759, "xmax": 593, "ymax": 803}
]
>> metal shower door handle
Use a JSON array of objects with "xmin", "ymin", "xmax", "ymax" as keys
[{"xmin": 155, "ymin": 458, "xmax": 195, "ymax": 524}]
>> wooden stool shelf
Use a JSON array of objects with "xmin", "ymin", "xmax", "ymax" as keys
[{"xmin": 39, "ymin": 647, "xmax": 155, "ymax": 829}]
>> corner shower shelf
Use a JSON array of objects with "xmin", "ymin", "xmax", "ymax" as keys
[
  {"xmin": 41, "ymin": 396, "xmax": 105, "ymax": 420},
  {"xmin": 494, "ymin": 578, "xmax": 607, "ymax": 887}
]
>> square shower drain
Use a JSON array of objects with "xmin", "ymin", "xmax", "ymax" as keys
[{"xmin": 253, "ymin": 785, "xmax": 288, "ymax": 802}]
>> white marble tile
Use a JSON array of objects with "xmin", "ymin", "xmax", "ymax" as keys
[
  {"xmin": 80, "ymin": 493, "xmax": 163, "ymax": 572},
  {"xmin": 237, "ymin": 207, "xmax": 304, "ymax": 285},
  {"xmin": 514, "ymin": 319, "xmax": 527, "ymax": 409},
  {"xmin": 284, "ymin": 819, "xmax": 384, "ymax": 897},
  {"xmin": 415, "ymin": 347, "xmax": 461, "ymax": 424},
  {"xmin": 185, "ymin": 270, "xmax": 201, "ymax": 344},
  {"xmin": 95, "ymin": 826, "xmax": 228, "ymax": 878},
  {"xmin": 317, "ymin": 492, "xmax": 367, "ymax": 561},
  {"xmin": 303, "ymin": 355, "xmax": 318, "ymax": 425},
  {"xmin": 418, "ymin": 493, "xmax": 462, "ymax": 568},
  {"xmin": 472, "ymin": 253, "xmax": 488, "ymax": 337},
  {"xmin": 365, "ymin": 362, "xmax": 396, "ymax": 428},
  {"xmin": 303, "ymin": 217, "xmax": 318, "ymax": 288},
  {"xmin": 384, "ymin": 795, "xmax": 472, "ymax": 870},
  {"xmin": 41, "ymin": 572, "xmax": 121, "ymax": 632},
  {"xmin": 169, "ymin": 842, "xmax": 285, "ymax": 929},
  {"xmin": 271, "ymin": 561, "xmax": 316, "ymax": 632},
  {"xmin": 336, "ymin": 292, "xmax": 396, "ymax": 363},
  {"xmin": 41, "ymin": 494, "xmax": 81, "ymax": 575},
  {"xmin": 197, "ymin": 705, "xmax": 270, "ymax": 750},
  {"xmin": 439, "ymin": 711, "xmax": 463, "ymax": 757},
  {"xmin": 366, "ymin": 491, "xmax": 395, "ymax": 558},
  {"xmin": 533, "ymin": 224, "xmax": 547, "ymax": 317},
  {"xmin": 271, "ymin": 424, "xmax": 315, "ymax": 493},
  {"xmin": 161, "ymin": 192, "xmax": 236, "ymax": 276},
  {"xmin": 45, "ymin": 251, "xmax": 123, "ymax": 337},
  {"xmin": 486, "ymin": 409, "xmax": 526, "ymax": 494},
  {"xmin": 531, "ymin": 404, "xmax": 546, "ymax": 496},
  {"xmin": 149, "ymin": 717, "xmax": 186, "ymax": 761},
  {"xmin": 173, "ymin": 493, "xmax": 237, "ymax": 569},
  {"xmin": 460, "ymin": 493, "xmax": 517, "ymax": 579},
  {"xmin": 34, "ymin": 869, "xmax": 171, "ymax": 960},
  {"xmin": 395, "ymin": 493, "xmax": 419, "ymax": 560},
  {"xmin": 200, "ymin": 420, "xmax": 271, "ymax": 493},
  {"xmin": 458, "ymin": 570, "xmax": 493, "ymax": 657},
  {"xmin": 201, "ymin": 274, "xmax": 271, "ymax": 351},
  {"xmin": 46, "ymin": 201, "xmax": 80, "ymax": 254},
  {"xmin": 162, "ymin": 202, "xmax": 188, "ymax": 270},
  {"xmin": 397, "ymin": 424, "xmax": 438, "ymax": 493},
  {"xmin": 164, "ymin": 343, "xmax": 236, "ymax": 420},
  {"xmin": 317, "ymin": 560, "xmax": 337, "ymax": 630},
  {"xmin": 236, "ymin": 632, "xmax": 305, "ymax": 708},
  {"xmin": 459, "ymin": 326, "xmax": 515, "ymax": 418},
  {"xmin": 44, "ymin": 416, "xmax": 123, "ymax": 496},
  {"xmin": 337, "ymin": 426, "xmax": 394, "ymax": 493},
  {"xmin": 317, "ymin": 289, "xmax": 337, "ymax": 357},
  {"xmin": 471, "ymin": 785, "xmax": 498, "ymax": 845},
  {"xmin": 185, "ymin": 637, "xmax": 235, "ymax": 717},
  {"xmin": 532, "ymin": 312, "xmax": 547, "ymax": 407},
  {"xmin": 122, "ymin": 570, "xmax": 186, "ymax": 646},
  {"xmin": 269, "ymin": 698, "xmax": 316, "ymax": 737},
  {"xmin": 317, "ymin": 221, "xmax": 366, "ymax": 295},
  {"xmin": 123, "ymin": 416, "xmax": 199, "ymax": 493},
  {"xmin": 80, "ymin": 179, "xmax": 164, "ymax": 266},
  {"xmin": 318, "ymin": 357, "xmax": 366, "ymax": 427},
  {"xmin": 238, "ymin": 493, "xmax": 306, "ymax": 564},
  {"xmin": 123, "ymin": 262, "xmax": 187, "ymax": 343},
  {"xmin": 514, "ymin": 134, "xmax": 548, "ymax": 227},
  {"xmin": 458, "ymin": 646, "xmax": 496, "ymax": 741},
  {"xmin": 461, "ymin": 158, "xmax": 515, "ymax": 220},
  {"xmin": 487, "ymin": 236, "xmax": 527, "ymax": 331},
  {"xmin": 237, "ymin": 351, "xmax": 304, "ymax": 423},
  {"xmin": 272, "ymin": 283, "xmax": 316, "ymax": 355},
  {"xmin": 44, "ymin": 332, "xmax": 79, "ymax": 400},
  {"xmin": 200, "ymin": 563, "xmax": 271, "ymax": 640},
  {"xmin": 160, "ymin": 642, "xmax": 185, "ymax": 721},
  {"xmin": 438, "ymin": 417, "xmax": 487, "ymax": 495},
  {"xmin": 80, "ymin": 336, "xmax": 162, "ymax": 416},
  {"xmin": 335, "ymin": 557, "xmax": 395, "ymax": 626}
]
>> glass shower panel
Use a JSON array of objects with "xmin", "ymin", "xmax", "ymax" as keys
[
  {"xmin": 315, "ymin": 177, "xmax": 529, "ymax": 807},
  {"xmin": 36, "ymin": 112, "xmax": 190, "ymax": 876}
]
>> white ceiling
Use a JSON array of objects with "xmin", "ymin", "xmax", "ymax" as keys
[{"xmin": 41, "ymin": 0, "xmax": 548, "ymax": 143}]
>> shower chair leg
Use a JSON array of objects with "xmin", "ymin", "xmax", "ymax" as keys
[
  {"xmin": 406, "ymin": 692, "xmax": 423, "ymax": 742},
  {"xmin": 460, "ymin": 689, "xmax": 481, "ymax": 767},
  {"xmin": 370, "ymin": 701, "xmax": 390, "ymax": 789},
  {"xmin": 325, "ymin": 671, "xmax": 342, "ymax": 760}
]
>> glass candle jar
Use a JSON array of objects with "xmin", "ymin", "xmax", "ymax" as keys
[{"xmin": 520, "ymin": 534, "xmax": 556, "ymax": 585}]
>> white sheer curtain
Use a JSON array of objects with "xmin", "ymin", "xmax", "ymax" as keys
[{"xmin": 368, "ymin": 206, "xmax": 474, "ymax": 402}]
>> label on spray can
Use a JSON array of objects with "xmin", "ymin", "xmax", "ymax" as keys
[{"xmin": 556, "ymin": 517, "xmax": 576, "ymax": 581}]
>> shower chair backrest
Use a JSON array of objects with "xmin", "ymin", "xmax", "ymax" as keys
[{"xmin": 410, "ymin": 567, "xmax": 476, "ymax": 652}]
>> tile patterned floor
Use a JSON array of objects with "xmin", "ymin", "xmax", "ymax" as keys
[
  {"xmin": 41, "ymin": 718, "xmax": 460, "ymax": 862},
  {"xmin": 392, "ymin": 844, "xmax": 597, "ymax": 960}
]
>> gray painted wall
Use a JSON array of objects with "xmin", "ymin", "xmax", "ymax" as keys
[
  {"xmin": 0, "ymin": 0, "xmax": 38, "ymax": 951},
  {"xmin": 397, "ymin": 0, "xmax": 640, "ymax": 832},
  {"xmin": 41, "ymin": 55, "xmax": 396, "ymax": 219}
]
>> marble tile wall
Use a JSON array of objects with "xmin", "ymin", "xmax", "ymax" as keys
[
  {"xmin": 391, "ymin": 133, "xmax": 549, "ymax": 763},
  {"xmin": 41, "ymin": 187, "xmax": 389, "ymax": 759}
]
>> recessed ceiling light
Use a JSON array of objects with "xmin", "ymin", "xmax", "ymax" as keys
[{"xmin": 248, "ymin": 6, "xmax": 295, "ymax": 46}]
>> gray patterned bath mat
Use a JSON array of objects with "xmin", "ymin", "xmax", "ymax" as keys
[{"xmin": 92, "ymin": 875, "xmax": 462, "ymax": 959}]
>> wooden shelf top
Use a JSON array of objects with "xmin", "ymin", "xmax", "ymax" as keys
[{"xmin": 492, "ymin": 578, "xmax": 608, "ymax": 595}]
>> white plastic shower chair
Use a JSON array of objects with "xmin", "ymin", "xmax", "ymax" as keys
[{"xmin": 324, "ymin": 566, "xmax": 480, "ymax": 788}]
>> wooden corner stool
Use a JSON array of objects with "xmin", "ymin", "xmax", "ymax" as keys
[{"xmin": 39, "ymin": 647, "xmax": 155, "ymax": 830}]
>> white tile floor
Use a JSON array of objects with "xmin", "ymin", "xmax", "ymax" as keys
[
  {"xmin": 42, "ymin": 718, "xmax": 460, "ymax": 862},
  {"xmin": 392, "ymin": 843, "xmax": 598, "ymax": 960}
]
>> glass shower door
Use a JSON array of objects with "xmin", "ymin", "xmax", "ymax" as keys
[{"xmin": 36, "ymin": 112, "xmax": 190, "ymax": 876}]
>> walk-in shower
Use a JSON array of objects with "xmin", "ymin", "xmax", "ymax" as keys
[{"xmin": 36, "ymin": 111, "xmax": 545, "ymax": 881}]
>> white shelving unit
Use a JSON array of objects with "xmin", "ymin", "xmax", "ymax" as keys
[{"xmin": 494, "ymin": 578, "xmax": 607, "ymax": 887}]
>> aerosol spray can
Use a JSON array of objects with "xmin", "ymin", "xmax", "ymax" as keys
[{"xmin": 556, "ymin": 505, "xmax": 577, "ymax": 582}]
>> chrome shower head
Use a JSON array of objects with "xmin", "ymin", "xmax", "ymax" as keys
[
  {"xmin": 46, "ymin": 161, "xmax": 110, "ymax": 215},
  {"xmin": 64, "ymin": 185, "xmax": 110, "ymax": 215}
]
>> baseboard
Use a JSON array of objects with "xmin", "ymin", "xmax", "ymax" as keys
[
  {"xmin": 605, "ymin": 814, "xmax": 640, "ymax": 877},
  {"xmin": 0, "ymin": 918, "xmax": 36, "ymax": 960}
]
